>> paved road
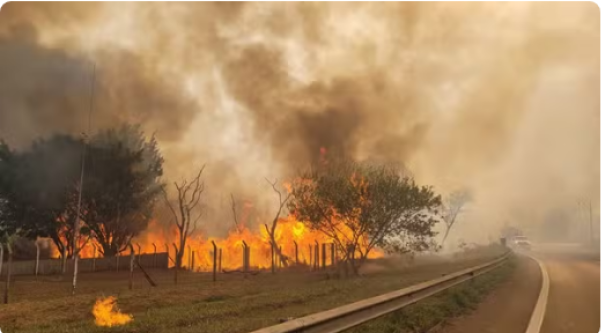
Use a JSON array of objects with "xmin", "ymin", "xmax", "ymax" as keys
[
  {"xmin": 436, "ymin": 244, "xmax": 600, "ymax": 333},
  {"xmin": 433, "ymin": 254, "xmax": 541, "ymax": 333},
  {"xmin": 535, "ymin": 244, "xmax": 600, "ymax": 333}
]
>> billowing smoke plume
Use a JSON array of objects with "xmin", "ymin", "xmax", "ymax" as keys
[{"xmin": 0, "ymin": 2, "xmax": 599, "ymax": 241}]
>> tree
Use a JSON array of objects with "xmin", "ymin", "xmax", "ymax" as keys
[
  {"xmin": 0, "ymin": 135, "xmax": 84, "ymax": 256},
  {"xmin": 163, "ymin": 166, "xmax": 206, "ymax": 269},
  {"xmin": 81, "ymin": 125, "xmax": 164, "ymax": 257},
  {"xmin": 264, "ymin": 178, "xmax": 292, "ymax": 268},
  {"xmin": 288, "ymin": 160, "xmax": 441, "ymax": 274},
  {"xmin": 440, "ymin": 189, "xmax": 472, "ymax": 247}
]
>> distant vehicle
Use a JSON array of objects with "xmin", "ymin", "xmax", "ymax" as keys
[{"xmin": 511, "ymin": 235, "xmax": 531, "ymax": 249}]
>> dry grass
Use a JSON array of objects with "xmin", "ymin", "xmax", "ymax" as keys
[{"xmin": 0, "ymin": 245, "xmax": 506, "ymax": 333}]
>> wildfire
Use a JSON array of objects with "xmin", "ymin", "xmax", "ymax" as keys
[{"xmin": 92, "ymin": 296, "xmax": 133, "ymax": 327}]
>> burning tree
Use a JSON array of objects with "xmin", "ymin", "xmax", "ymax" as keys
[
  {"xmin": 162, "ymin": 166, "xmax": 206, "ymax": 269},
  {"xmin": 288, "ymin": 160, "xmax": 441, "ymax": 274},
  {"xmin": 80, "ymin": 125, "xmax": 164, "ymax": 257},
  {"xmin": 440, "ymin": 189, "xmax": 472, "ymax": 247},
  {"xmin": 264, "ymin": 178, "xmax": 292, "ymax": 268}
]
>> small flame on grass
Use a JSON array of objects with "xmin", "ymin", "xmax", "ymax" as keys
[{"xmin": 92, "ymin": 296, "xmax": 133, "ymax": 327}]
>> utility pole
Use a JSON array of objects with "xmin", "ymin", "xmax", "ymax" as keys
[{"xmin": 72, "ymin": 62, "xmax": 95, "ymax": 295}]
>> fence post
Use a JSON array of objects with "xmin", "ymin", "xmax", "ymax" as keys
[
  {"xmin": 314, "ymin": 240, "xmax": 319, "ymax": 270},
  {"xmin": 321, "ymin": 243, "xmax": 326, "ymax": 270},
  {"xmin": 192, "ymin": 251, "xmax": 196, "ymax": 271},
  {"xmin": 34, "ymin": 240, "xmax": 40, "ymax": 278},
  {"xmin": 129, "ymin": 244, "xmax": 135, "ymax": 290},
  {"xmin": 0, "ymin": 243, "xmax": 3, "ymax": 275},
  {"xmin": 308, "ymin": 244, "xmax": 312, "ymax": 271},
  {"xmin": 211, "ymin": 241, "xmax": 217, "ymax": 282},
  {"xmin": 279, "ymin": 246, "xmax": 283, "ymax": 269},
  {"xmin": 218, "ymin": 248, "xmax": 222, "ymax": 273},
  {"xmin": 187, "ymin": 245, "xmax": 192, "ymax": 270},
  {"xmin": 92, "ymin": 245, "xmax": 97, "ymax": 272},
  {"xmin": 293, "ymin": 241, "xmax": 298, "ymax": 265},
  {"xmin": 62, "ymin": 247, "xmax": 67, "ymax": 274},
  {"xmin": 271, "ymin": 243, "xmax": 275, "ymax": 274},
  {"xmin": 242, "ymin": 241, "xmax": 248, "ymax": 273},
  {"xmin": 152, "ymin": 243, "xmax": 157, "ymax": 268},
  {"xmin": 165, "ymin": 244, "xmax": 170, "ymax": 268},
  {"xmin": 331, "ymin": 243, "xmax": 336, "ymax": 267},
  {"xmin": 172, "ymin": 243, "xmax": 178, "ymax": 285},
  {"xmin": 4, "ymin": 243, "xmax": 13, "ymax": 304},
  {"xmin": 136, "ymin": 243, "xmax": 141, "ymax": 266}
]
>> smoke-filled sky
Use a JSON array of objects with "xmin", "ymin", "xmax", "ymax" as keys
[{"xmin": 0, "ymin": 2, "xmax": 599, "ymax": 243}]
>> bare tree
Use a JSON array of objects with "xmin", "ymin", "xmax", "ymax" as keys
[
  {"xmin": 264, "ymin": 178, "xmax": 292, "ymax": 267},
  {"xmin": 441, "ymin": 189, "xmax": 472, "ymax": 247},
  {"xmin": 162, "ymin": 166, "xmax": 206, "ymax": 268}
]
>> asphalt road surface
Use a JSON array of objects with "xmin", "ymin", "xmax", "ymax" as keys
[
  {"xmin": 436, "ymin": 244, "xmax": 600, "ymax": 333},
  {"xmin": 536, "ymin": 244, "xmax": 600, "ymax": 333}
]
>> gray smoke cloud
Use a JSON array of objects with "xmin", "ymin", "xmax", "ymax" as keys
[{"xmin": 0, "ymin": 2, "xmax": 599, "ymax": 241}]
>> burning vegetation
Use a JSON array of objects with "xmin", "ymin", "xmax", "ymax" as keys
[{"xmin": 92, "ymin": 296, "xmax": 133, "ymax": 327}]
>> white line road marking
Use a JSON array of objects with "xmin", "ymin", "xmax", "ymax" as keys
[{"xmin": 524, "ymin": 254, "xmax": 550, "ymax": 333}]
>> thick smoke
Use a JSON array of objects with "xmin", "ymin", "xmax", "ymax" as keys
[{"xmin": 0, "ymin": 2, "xmax": 599, "ymax": 242}]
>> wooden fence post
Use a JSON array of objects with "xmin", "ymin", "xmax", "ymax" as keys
[
  {"xmin": 0, "ymin": 243, "xmax": 3, "ymax": 275},
  {"xmin": 172, "ymin": 243, "xmax": 178, "ymax": 284},
  {"xmin": 152, "ymin": 243, "xmax": 157, "ymax": 268},
  {"xmin": 92, "ymin": 245, "xmax": 97, "ymax": 272},
  {"xmin": 35, "ymin": 241, "xmax": 40, "ymax": 278},
  {"xmin": 129, "ymin": 244, "xmax": 135, "ymax": 290},
  {"xmin": 218, "ymin": 248, "xmax": 222, "ymax": 273},
  {"xmin": 279, "ymin": 246, "xmax": 283, "ymax": 269},
  {"xmin": 331, "ymin": 243, "xmax": 336, "ymax": 267},
  {"xmin": 62, "ymin": 247, "xmax": 67, "ymax": 274},
  {"xmin": 271, "ymin": 243, "xmax": 275, "ymax": 274},
  {"xmin": 314, "ymin": 240, "xmax": 320, "ymax": 270},
  {"xmin": 4, "ymin": 243, "xmax": 13, "ymax": 304},
  {"xmin": 187, "ymin": 245, "xmax": 192, "ymax": 270},
  {"xmin": 293, "ymin": 241, "xmax": 299, "ymax": 265},
  {"xmin": 308, "ymin": 244, "xmax": 312, "ymax": 270},
  {"xmin": 241, "ymin": 241, "xmax": 248, "ymax": 273},
  {"xmin": 136, "ymin": 243, "xmax": 141, "ymax": 266},
  {"xmin": 211, "ymin": 241, "xmax": 217, "ymax": 282},
  {"xmin": 321, "ymin": 243, "xmax": 326, "ymax": 270}
]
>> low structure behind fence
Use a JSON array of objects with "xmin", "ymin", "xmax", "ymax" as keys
[{"xmin": 0, "ymin": 252, "xmax": 169, "ymax": 276}]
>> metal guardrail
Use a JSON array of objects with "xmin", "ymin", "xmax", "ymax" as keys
[{"xmin": 250, "ymin": 251, "xmax": 511, "ymax": 333}]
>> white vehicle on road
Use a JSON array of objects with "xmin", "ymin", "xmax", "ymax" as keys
[{"xmin": 511, "ymin": 235, "xmax": 532, "ymax": 249}]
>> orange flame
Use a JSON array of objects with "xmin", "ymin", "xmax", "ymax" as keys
[{"xmin": 92, "ymin": 296, "xmax": 133, "ymax": 327}]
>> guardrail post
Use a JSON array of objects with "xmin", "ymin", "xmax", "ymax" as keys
[
  {"xmin": 129, "ymin": 244, "xmax": 135, "ymax": 290},
  {"xmin": 211, "ymin": 241, "xmax": 217, "ymax": 282},
  {"xmin": 35, "ymin": 240, "xmax": 40, "ymax": 278},
  {"xmin": 293, "ymin": 241, "xmax": 299, "ymax": 265}
]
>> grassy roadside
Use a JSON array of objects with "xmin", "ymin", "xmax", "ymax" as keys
[
  {"xmin": 0, "ymin": 246, "xmax": 507, "ymax": 333},
  {"xmin": 346, "ymin": 256, "xmax": 516, "ymax": 333}
]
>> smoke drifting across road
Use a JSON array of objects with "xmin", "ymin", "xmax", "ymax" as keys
[{"xmin": 0, "ymin": 2, "xmax": 599, "ymax": 241}]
